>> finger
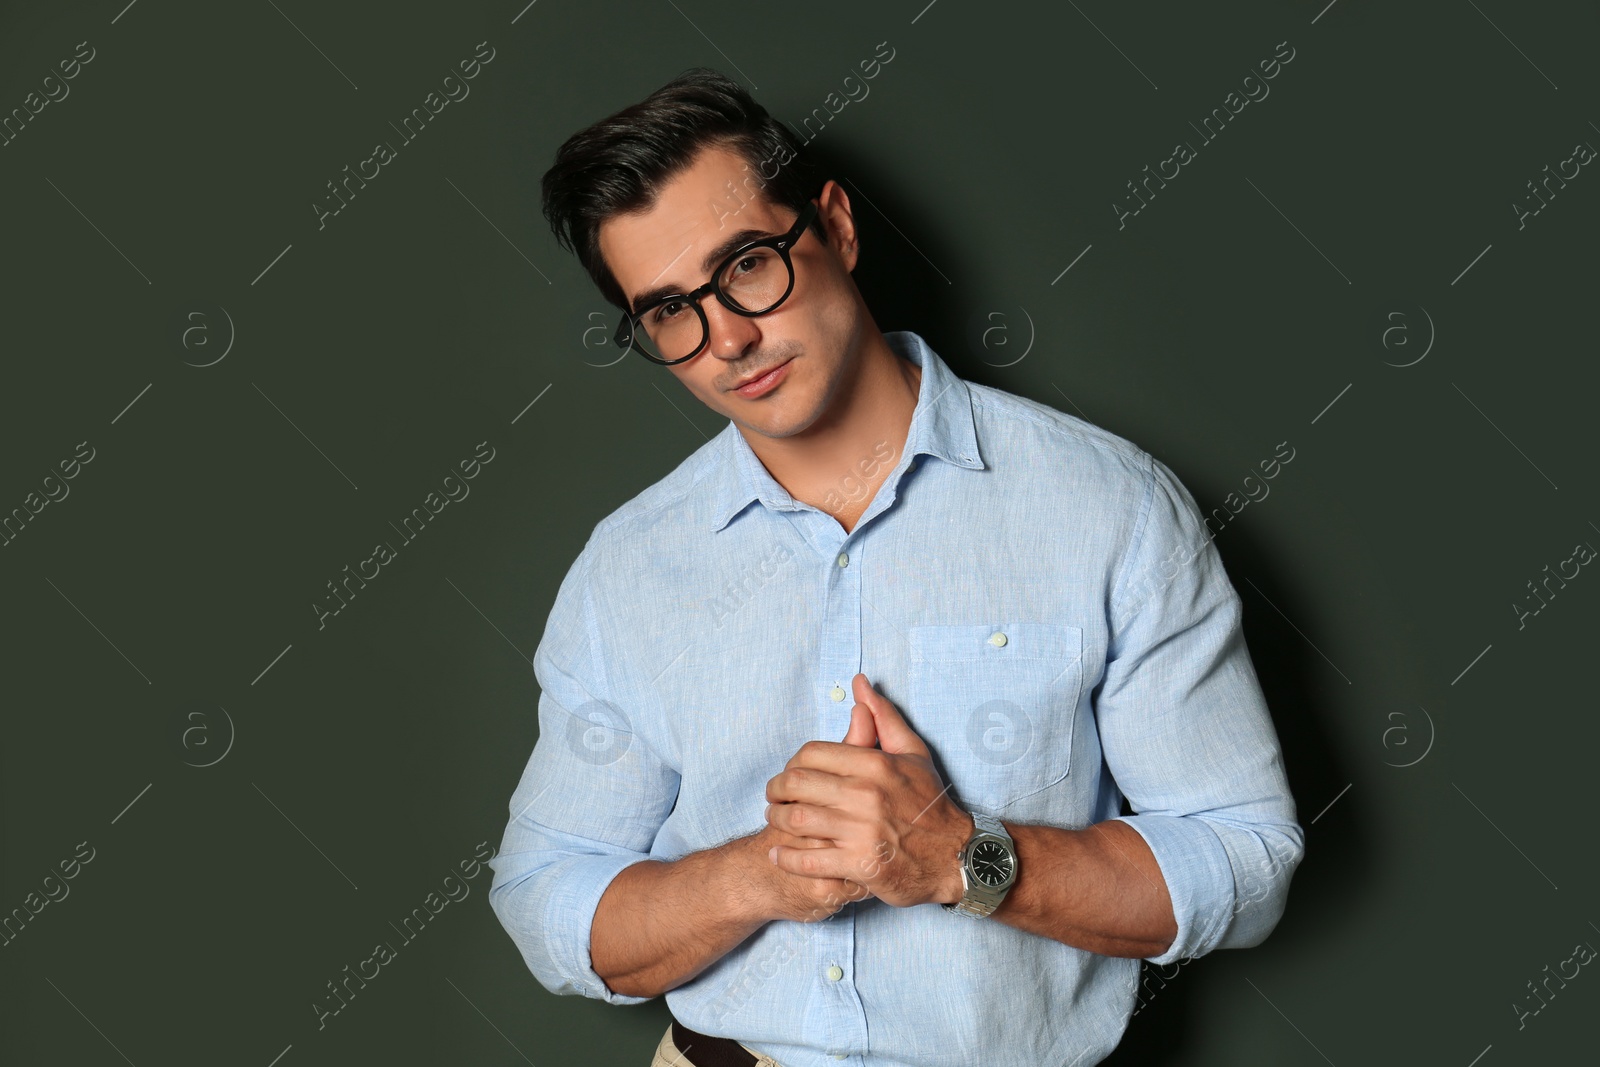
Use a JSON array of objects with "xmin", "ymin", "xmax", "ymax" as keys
[
  {"xmin": 782, "ymin": 739, "xmax": 890, "ymax": 777},
  {"xmin": 852, "ymin": 673, "xmax": 929, "ymax": 758},
  {"xmin": 841, "ymin": 699, "xmax": 879, "ymax": 748},
  {"xmin": 767, "ymin": 800, "xmax": 846, "ymax": 840},
  {"xmin": 787, "ymin": 833, "xmax": 833, "ymax": 848},
  {"xmin": 842, "ymin": 879, "xmax": 876, "ymax": 902},
  {"xmin": 766, "ymin": 766, "xmax": 850, "ymax": 805},
  {"xmin": 768, "ymin": 843, "xmax": 850, "ymax": 879}
]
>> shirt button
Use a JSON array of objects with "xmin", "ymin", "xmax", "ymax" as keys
[
  {"xmin": 837, "ymin": 552, "xmax": 849, "ymax": 568},
  {"xmin": 907, "ymin": 459, "xmax": 917, "ymax": 473},
  {"xmin": 988, "ymin": 631, "xmax": 1008, "ymax": 647},
  {"xmin": 830, "ymin": 685, "xmax": 846, "ymax": 702},
  {"xmin": 832, "ymin": 1056, "xmax": 847, "ymax": 1061},
  {"xmin": 825, "ymin": 964, "xmax": 844, "ymax": 981}
]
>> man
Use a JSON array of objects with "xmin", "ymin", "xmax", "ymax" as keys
[{"xmin": 488, "ymin": 67, "xmax": 1303, "ymax": 1067}]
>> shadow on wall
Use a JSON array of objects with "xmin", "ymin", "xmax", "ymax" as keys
[{"xmin": 803, "ymin": 139, "xmax": 1361, "ymax": 1065}]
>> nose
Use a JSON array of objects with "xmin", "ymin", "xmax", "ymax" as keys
[{"xmin": 700, "ymin": 296, "xmax": 763, "ymax": 362}]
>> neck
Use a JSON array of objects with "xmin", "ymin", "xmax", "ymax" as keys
[{"xmin": 740, "ymin": 332, "xmax": 922, "ymax": 532}]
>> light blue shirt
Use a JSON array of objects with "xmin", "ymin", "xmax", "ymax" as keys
[{"xmin": 488, "ymin": 330, "xmax": 1303, "ymax": 1067}]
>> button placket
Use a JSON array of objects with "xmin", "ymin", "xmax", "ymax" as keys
[{"xmin": 812, "ymin": 528, "xmax": 870, "ymax": 1055}]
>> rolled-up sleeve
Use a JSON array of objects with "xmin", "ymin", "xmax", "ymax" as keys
[
  {"xmin": 487, "ymin": 544, "xmax": 680, "ymax": 1004},
  {"xmin": 1096, "ymin": 456, "xmax": 1304, "ymax": 966}
]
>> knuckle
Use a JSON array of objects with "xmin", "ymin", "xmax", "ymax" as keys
[{"xmin": 864, "ymin": 789, "xmax": 887, "ymax": 821}]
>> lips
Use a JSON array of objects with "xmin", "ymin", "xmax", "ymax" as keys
[{"xmin": 731, "ymin": 357, "xmax": 793, "ymax": 393}]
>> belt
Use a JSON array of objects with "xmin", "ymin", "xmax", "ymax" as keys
[{"xmin": 670, "ymin": 1018, "xmax": 759, "ymax": 1067}]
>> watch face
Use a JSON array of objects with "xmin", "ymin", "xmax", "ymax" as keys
[{"xmin": 970, "ymin": 839, "xmax": 1014, "ymax": 887}]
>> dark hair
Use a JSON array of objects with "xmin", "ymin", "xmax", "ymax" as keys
[{"xmin": 541, "ymin": 67, "xmax": 826, "ymax": 313}]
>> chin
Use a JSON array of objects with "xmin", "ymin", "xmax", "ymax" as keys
[{"xmin": 755, "ymin": 400, "xmax": 824, "ymax": 439}]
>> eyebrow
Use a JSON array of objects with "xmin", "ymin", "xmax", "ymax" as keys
[{"xmin": 627, "ymin": 225, "xmax": 780, "ymax": 315}]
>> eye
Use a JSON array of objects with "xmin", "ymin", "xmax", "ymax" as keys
[{"xmin": 650, "ymin": 299, "xmax": 687, "ymax": 323}]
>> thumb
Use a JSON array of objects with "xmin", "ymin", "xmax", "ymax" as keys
[
  {"xmin": 841, "ymin": 698, "xmax": 879, "ymax": 748},
  {"xmin": 852, "ymin": 673, "xmax": 927, "ymax": 757}
]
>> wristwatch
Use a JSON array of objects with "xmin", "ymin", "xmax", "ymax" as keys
[{"xmin": 943, "ymin": 811, "xmax": 1018, "ymax": 918}]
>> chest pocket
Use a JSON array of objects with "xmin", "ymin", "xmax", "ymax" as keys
[{"xmin": 906, "ymin": 622, "xmax": 1084, "ymax": 814}]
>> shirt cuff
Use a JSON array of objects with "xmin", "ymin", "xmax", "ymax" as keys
[
  {"xmin": 496, "ymin": 850, "xmax": 656, "ymax": 1005},
  {"xmin": 1112, "ymin": 813, "xmax": 1236, "ymax": 966}
]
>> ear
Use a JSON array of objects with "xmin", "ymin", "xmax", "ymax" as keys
[{"xmin": 815, "ymin": 181, "xmax": 859, "ymax": 269}]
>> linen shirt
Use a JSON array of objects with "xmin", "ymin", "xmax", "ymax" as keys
[{"xmin": 488, "ymin": 330, "xmax": 1303, "ymax": 1067}]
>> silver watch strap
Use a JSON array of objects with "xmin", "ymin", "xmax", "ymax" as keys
[
  {"xmin": 945, "ymin": 811, "xmax": 1015, "ymax": 917},
  {"xmin": 971, "ymin": 811, "xmax": 1009, "ymax": 840}
]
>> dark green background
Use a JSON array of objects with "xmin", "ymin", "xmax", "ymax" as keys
[{"xmin": 2, "ymin": 0, "xmax": 1595, "ymax": 1063}]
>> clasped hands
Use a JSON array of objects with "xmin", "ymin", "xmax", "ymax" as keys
[{"xmin": 761, "ymin": 673, "xmax": 974, "ymax": 913}]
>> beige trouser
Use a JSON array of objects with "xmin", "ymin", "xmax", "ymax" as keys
[{"xmin": 650, "ymin": 1024, "xmax": 785, "ymax": 1067}]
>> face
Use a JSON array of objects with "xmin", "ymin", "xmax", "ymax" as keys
[{"xmin": 598, "ymin": 144, "xmax": 865, "ymax": 440}]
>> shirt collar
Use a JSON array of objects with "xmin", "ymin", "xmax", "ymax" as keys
[{"xmin": 707, "ymin": 330, "xmax": 984, "ymax": 533}]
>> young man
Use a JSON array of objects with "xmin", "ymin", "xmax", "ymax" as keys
[{"xmin": 488, "ymin": 68, "xmax": 1303, "ymax": 1067}]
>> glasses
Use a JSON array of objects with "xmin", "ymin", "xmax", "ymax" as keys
[{"xmin": 613, "ymin": 200, "xmax": 820, "ymax": 365}]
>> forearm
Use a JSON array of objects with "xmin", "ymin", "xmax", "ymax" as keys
[
  {"xmin": 990, "ymin": 818, "xmax": 1177, "ymax": 958},
  {"xmin": 590, "ymin": 833, "xmax": 768, "ymax": 999}
]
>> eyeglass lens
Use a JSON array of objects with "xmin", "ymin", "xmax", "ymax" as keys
[{"xmin": 631, "ymin": 246, "xmax": 792, "ymax": 363}]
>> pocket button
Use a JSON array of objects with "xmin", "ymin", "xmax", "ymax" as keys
[{"xmin": 907, "ymin": 622, "xmax": 1084, "ymax": 811}]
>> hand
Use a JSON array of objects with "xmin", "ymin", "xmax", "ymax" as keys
[
  {"xmin": 741, "ymin": 821, "xmax": 872, "ymax": 924},
  {"xmin": 737, "ymin": 691, "xmax": 887, "ymax": 923},
  {"xmin": 764, "ymin": 674, "xmax": 974, "ymax": 908}
]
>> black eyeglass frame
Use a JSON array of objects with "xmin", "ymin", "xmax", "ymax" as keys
[{"xmin": 612, "ymin": 199, "xmax": 821, "ymax": 365}]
